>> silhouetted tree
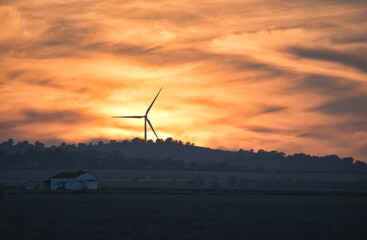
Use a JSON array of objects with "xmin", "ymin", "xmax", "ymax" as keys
[
  {"xmin": 165, "ymin": 137, "xmax": 173, "ymax": 144},
  {"xmin": 35, "ymin": 141, "xmax": 45, "ymax": 150},
  {"xmin": 60, "ymin": 142, "xmax": 67, "ymax": 149},
  {"xmin": 354, "ymin": 161, "xmax": 367, "ymax": 171}
]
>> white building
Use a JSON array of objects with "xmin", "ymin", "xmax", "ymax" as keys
[{"xmin": 41, "ymin": 170, "xmax": 97, "ymax": 191}]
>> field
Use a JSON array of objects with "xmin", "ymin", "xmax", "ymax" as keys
[
  {"xmin": 2, "ymin": 169, "xmax": 367, "ymax": 191},
  {"xmin": 1, "ymin": 191, "xmax": 367, "ymax": 240}
]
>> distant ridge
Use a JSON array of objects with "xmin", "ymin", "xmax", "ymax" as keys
[{"xmin": 0, "ymin": 138, "xmax": 366, "ymax": 173}]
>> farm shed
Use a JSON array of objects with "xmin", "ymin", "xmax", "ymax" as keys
[{"xmin": 41, "ymin": 170, "xmax": 97, "ymax": 191}]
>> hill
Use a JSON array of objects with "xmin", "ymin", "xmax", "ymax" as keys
[{"xmin": 0, "ymin": 138, "xmax": 366, "ymax": 173}]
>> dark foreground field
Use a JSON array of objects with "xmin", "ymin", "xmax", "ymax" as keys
[{"xmin": 1, "ymin": 191, "xmax": 367, "ymax": 240}]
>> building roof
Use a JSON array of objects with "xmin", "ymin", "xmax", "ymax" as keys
[{"xmin": 50, "ymin": 170, "xmax": 86, "ymax": 179}]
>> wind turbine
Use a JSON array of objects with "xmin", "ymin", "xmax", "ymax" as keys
[{"xmin": 112, "ymin": 87, "xmax": 162, "ymax": 142}]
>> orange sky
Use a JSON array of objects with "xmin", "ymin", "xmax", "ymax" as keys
[{"xmin": 1, "ymin": 0, "xmax": 367, "ymax": 161}]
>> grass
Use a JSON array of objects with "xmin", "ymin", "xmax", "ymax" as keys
[
  {"xmin": 1, "ymin": 191, "xmax": 367, "ymax": 240},
  {"xmin": 5, "ymin": 189, "xmax": 367, "ymax": 204}
]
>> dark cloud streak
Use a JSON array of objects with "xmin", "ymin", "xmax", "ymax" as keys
[
  {"xmin": 312, "ymin": 96, "xmax": 367, "ymax": 117},
  {"xmin": 0, "ymin": 109, "xmax": 90, "ymax": 132},
  {"xmin": 289, "ymin": 47, "xmax": 367, "ymax": 73},
  {"xmin": 291, "ymin": 74, "xmax": 364, "ymax": 96}
]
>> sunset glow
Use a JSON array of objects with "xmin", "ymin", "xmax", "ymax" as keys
[{"xmin": 1, "ymin": 0, "xmax": 367, "ymax": 161}]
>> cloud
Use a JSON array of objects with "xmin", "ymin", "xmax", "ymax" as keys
[
  {"xmin": 0, "ymin": 69, "xmax": 61, "ymax": 88},
  {"xmin": 22, "ymin": 109, "xmax": 87, "ymax": 124},
  {"xmin": 288, "ymin": 47, "xmax": 367, "ymax": 73},
  {"xmin": 296, "ymin": 120, "xmax": 367, "ymax": 140},
  {"xmin": 0, "ymin": 109, "xmax": 90, "ymax": 130},
  {"xmin": 336, "ymin": 120, "xmax": 367, "ymax": 133},
  {"xmin": 360, "ymin": 145, "xmax": 367, "ymax": 156},
  {"xmin": 246, "ymin": 126, "xmax": 293, "ymax": 135},
  {"xmin": 312, "ymin": 96, "xmax": 367, "ymax": 117},
  {"xmin": 259, "ymin": 106, "xmax": 286, "ymax": 114},
  {"xmin": 291, "ymin": 74, "xmax": 364, "ymax": 96},
  {"xmin": 0, "ymin": 108, "xmax": 114, "ymax": 143},
  {"xmin": 0, "ymin": 0, "xmax": 367, "ymax": 161},
  {"xmin": 331, "ymin": 34, "xmax": 367, "ymax": 44}
]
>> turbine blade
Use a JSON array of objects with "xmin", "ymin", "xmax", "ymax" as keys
[
  {"xmin": 146, "ymin": 118, "xmax": 159, "ymax": 139},
  {"xmin": 111, "ymin": 116, "xmax": 144, "ymax": 118},
  {"xmin": 146, "ymin": 87, "xmax": 163, "ymax": 115}
]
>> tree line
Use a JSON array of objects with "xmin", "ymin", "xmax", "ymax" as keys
[{"xmin": 0, "ymin": 138, "xmax": 366, "ymax": 172}]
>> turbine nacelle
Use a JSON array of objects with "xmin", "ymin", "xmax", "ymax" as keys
[{"xmin": 112, "ymin": 87, "xmax": 162, "ymax": 141}]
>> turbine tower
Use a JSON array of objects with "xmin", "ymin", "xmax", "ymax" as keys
[{"xmin": 112, "ymin": 87, "xmax": 162, "ymax": 142}]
